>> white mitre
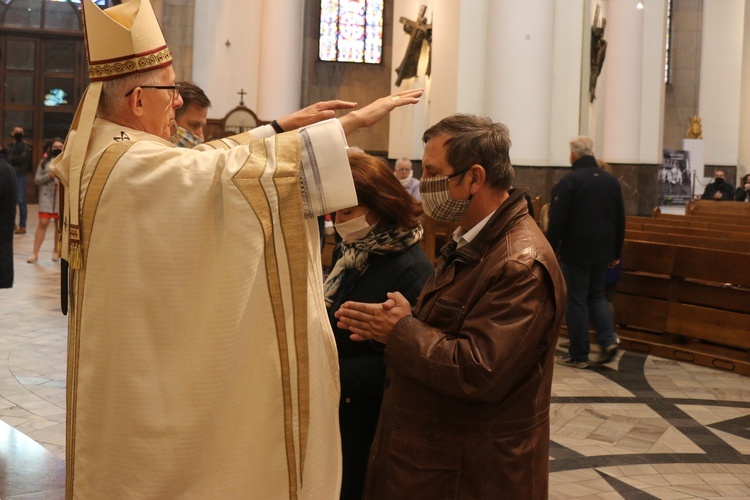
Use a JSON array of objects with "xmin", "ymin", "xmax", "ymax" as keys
[{"xmin": 52, "ymin": 0, "xmax": 172, "ymax": 269}]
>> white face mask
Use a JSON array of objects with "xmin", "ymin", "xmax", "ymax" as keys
[{"xmin": 335, "ymin": 211, "xmax": 377, "ymax": 243}]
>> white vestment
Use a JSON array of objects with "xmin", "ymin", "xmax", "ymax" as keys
[{"xmin": 53, "ymin": 118, "xmax": 356, "ymax": 498}]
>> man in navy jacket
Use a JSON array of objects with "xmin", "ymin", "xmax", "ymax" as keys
[{"xmin": 547, "ymin": 136, "xmax": 625, "ymax": 369}]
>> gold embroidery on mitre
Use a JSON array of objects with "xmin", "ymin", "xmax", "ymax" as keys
[{"xmin": 88, "ymin": 47, "xmax": 173, "ymax": 81}]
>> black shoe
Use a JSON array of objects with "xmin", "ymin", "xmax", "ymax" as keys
[
  {"xmin": 556, "ymin": 354, "xmax": 589, "ymax": 369},
  {"xmin": 598, "ymin": 343, "xmax": 619, "ymax": 364}
]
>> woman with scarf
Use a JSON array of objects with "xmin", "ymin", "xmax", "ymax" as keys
[
  {"xmin": 324, "ymin": 151, "xmax": 433, "ymax": 500},
  {"xmin": 28, "ymin": 138, "xmax": 62, "ymax": 263}
]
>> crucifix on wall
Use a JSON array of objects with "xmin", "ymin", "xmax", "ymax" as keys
[
  {"xmin": 395, "ymin": 5, "xmax": 432, "ymax": 87},
  {"xmin": 237, "ymin": 88, "xmax": 247, "ymax": 107},
  {"xmin": 589, "ymin": 4, "xmax": 607, "ymax": 102}
]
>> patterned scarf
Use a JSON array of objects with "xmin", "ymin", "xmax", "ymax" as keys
[{"xmin": 323, "ymin": 224, "xmax": 423, "ymax": 308}]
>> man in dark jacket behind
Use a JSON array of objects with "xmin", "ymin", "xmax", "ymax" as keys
[
  {"xmin": 701, "ymin": 169, "xmax": 734, "ymax": 201},
  {"xmin": 0, "ymin": 148, "xmax": 17, "ymax": 288},
  {"xmin": 547, "ymin": 136, "xmax": 625, "ymax": 369},
  {"xmin": 336, "ymin": 114, "xmax": 566, "ymax": 499},
  {"xmin": 6, "ymin": 125, "xmax": 32, "ymax": 234}
]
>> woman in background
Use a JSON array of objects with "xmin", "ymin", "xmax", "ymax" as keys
[
  {"xmin": 28, "ymin": 138, "xmax": 62, "ymax": 263},
  {"xmin": 735, "ymin": 174, "xmax": 750, "ymax": 202},
  {"xmin": 324, "ymin": 151, "xmax": 433, "ymax": 500}
]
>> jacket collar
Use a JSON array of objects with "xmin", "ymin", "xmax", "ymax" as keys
[
  {"xmin": 439, "ymin": 187, "xmax": 530, "ymax": 266},
  {"xmin": 571, "ymin": 155, "xmax": 598, "ymax": 170}
]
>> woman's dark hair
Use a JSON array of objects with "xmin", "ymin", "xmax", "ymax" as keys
[
  {"xmin": 42, "ymin": 137, "xmax": 64, "ymax": 167},
  {"xmin": 347, "ymin": 150, "xmax": 422, "ymax": 230}
]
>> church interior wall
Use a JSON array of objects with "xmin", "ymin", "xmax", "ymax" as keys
[
  {"xmin": 151, "ymin": 0, "xmax": 194, "ymax": 84},
  {"xmin": 739, "ymin": 0, "xmax": 750, "ymax": 181},
  {"xmin": 387, "ymin": 0, "xmax": 436, "ymax": 161},
  {"xmin": 191, "ymin": 0, "xmax": 264, "ymax": 118},
  {"xmin": 300, "ymin": 0, "xmax": 394, "ymax": 153},
  {"xmin": 699, "ymin": 0, "xmax": 744, "ymax": 167},
  {"xmin": 663, "ymin": 0, "xmax": 702, "ymax": 152},
  {"xmin": 154, "ymin": 0, "xmax": 742, "ymax": 213}
]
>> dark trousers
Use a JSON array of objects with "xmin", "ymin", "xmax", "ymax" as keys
[
  {"xmin": 16, "ymin": 174, "xmax": 27, "ymax": 228},
  {"xmin": 562, "ymin": 261, "xmax": 617, "ymax": 362}
]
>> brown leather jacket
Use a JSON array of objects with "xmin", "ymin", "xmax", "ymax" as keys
[{"xmin": 363, "ymin": 189, "xmax": 566, "ymax": 499}]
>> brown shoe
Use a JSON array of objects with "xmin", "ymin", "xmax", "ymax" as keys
[{"xmin": 14, "ymin": 227, "xmax": 26, "ymax": 234}]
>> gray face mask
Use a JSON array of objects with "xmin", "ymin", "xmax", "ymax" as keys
[{"xmin": 419, "ymin": 174, "xmax": 471, "ymax": 223}]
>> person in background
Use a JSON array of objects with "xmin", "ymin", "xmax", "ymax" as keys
[
  {"xmin": 734, "ymin": 173, "xmax": 750, "ymax": 202},
  {"xmin": 336, "ymin": 114, "xmax": 566, "ymax": 499},
  {"xmin": 170, "ymin": 81, "xmax": 211, "ymax": 148},
  {"xmin": 701, "ymin": 169, "xmax": 734, "ymax": 201},
  {"xmin": 28, "ymin": 139, "xmax": 62, "ymax": 264},
  {"xmin": 394, "ymin": 157, "xmax": 421, "ymax": 202},
  {"xmin": 324, "ymin": 150, "xmax": 432, "ymax": 500},
  {"xmin": 548, "ymin": 136, "xmax": 624, "ymax": 370},
  {"xmin": 7, "ymin": 125, "xmax": 32, "ymax": 234},
  {"xmin": 0, "ymin": 148, "xmax": 16, "ymax": 288}
]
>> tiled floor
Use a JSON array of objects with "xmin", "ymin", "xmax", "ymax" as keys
[{"xmin": 3, "ymin": 207, "xmax": 750, "ymax": 498}]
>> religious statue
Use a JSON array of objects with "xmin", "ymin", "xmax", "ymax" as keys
[
  {"xmin": 395, "ymin": 5, "xmax": 432, "ymax": 87},
  {"xmin": 685, "ymin": 115, "xmax": 703, "ymax": 139},
  {"xmin": 589, "ymin": 4, "xmax": 607, "ymax": 103}
]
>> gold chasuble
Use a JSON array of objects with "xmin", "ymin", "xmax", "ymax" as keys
[{"xmin": 53, "ymin": 118, "xmax": 355, "ymax": 498}]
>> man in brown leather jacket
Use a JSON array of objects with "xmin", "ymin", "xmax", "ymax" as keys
[{"xmin": 336, "ymin": 114, "xmax": 566, "ymax": 499}]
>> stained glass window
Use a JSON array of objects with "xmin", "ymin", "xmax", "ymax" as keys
[{"xmin": 319, "ymin": 0, "xmax": 383, "ymax": 64}]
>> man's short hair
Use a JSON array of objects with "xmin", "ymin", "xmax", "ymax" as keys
[
  {"xmin": 570, "ymin": 136, "xmax": 594, "ymax": 158},
  {"xmin": 98, "ymin": 71, "xmax": 162, "ymax": 116},
  {"xmin": 422, "ymin": 114, "xmax": 514, "ymax": 190},
  {"xmin": 175, "ymin": 82, "xmax": 211, "ymax": 120}
]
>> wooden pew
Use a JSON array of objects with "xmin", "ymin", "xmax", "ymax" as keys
[
  {"xmin": 614, "ymin": 239, "xmax": 750, "ymax": 375},
  {"xmin": 626, "ymin": 219, "xmax": 750, "ymax": 242},
  {"xmin": 686, "ymin": 199, "xmax": 750, "ymax": 218},
  {"xmin": 654, "ymin": 211, "xmax": 748, "ymax": 227},
  {"xmin": 628, "ymin": 215, "xmax": 750, "ymax": 234}
]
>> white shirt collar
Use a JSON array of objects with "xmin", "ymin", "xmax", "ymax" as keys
[{"xmin": 452, "ymin": 209, "xmax": 495, "ymax": 249}]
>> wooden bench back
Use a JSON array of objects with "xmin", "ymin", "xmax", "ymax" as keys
[
  {"xmin": 686, "ymin": 199, "xmax": 750, "ymax": 218},
  {"xmin": 628, "ymin": 215, "xmax": 750, "ymax": 234},
  {"xmin": 616, "ymin": 240, "xmax": 750, "ymax": 354},
  {"xmin": 654, "ymin": 212, "xmax": 747, "ymax": 226}
]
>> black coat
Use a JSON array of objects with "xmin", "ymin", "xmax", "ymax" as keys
[
  {"xmin": 546, "ymin": 155, "xmax": 625, "ymax": 265},
  {"xmin": 0, "ymin": 152, "xmax": 17, "ymax": 288},
  {"xmin": 702, "ymin": 181, "xmax": 734, "ymax": 201},
  {"xmin": 7, "ymin": 140, "xmax": 32, "ymax": 176},
  {"xmin": 328, "ymin": 242, "xmax": 433, "ymax": 500}
]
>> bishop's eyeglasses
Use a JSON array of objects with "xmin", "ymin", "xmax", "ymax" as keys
[{"xmin": 124, "ymin": 84, "xmax": 181, "ymax": 100}]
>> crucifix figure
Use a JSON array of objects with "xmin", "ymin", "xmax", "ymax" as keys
[
  {"xmin": 237, "ymin": 88, "xmax": 247, "ymax": 107},
  {"xmin": 395, "ymin": 5, "xmax": 432, "ymax": 87},
  {"xmin": 589, "ymin": 4, "xmax": 607, "ymax": 103}
]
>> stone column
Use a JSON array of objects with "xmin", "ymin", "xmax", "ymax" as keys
[
  {"xmin": 601, "ymin": 0, "xmax": 667, "ymax": 164},
  {"xmin": 484, "ymin": 0, "xmax": 555, "ymax": 165},
  {"xmin": 256, "ymin": 0, "xmax": 305, "ymax": 120}
]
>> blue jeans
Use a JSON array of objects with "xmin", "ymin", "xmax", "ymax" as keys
[
  {"xmin": 16, "ymin": 174, "xmax": 27, "ymax": 229},
  {"xmin": 562, "ymin": 261, "xmax": 617, "ymax": 362}
]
